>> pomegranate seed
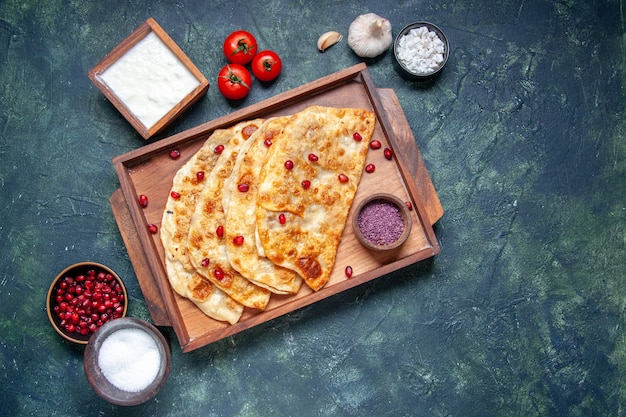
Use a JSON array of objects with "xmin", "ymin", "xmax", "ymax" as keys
[
  {"xmin": 308, "ymin": 153, "xmax": 319, "ymax": 162},
  {"xmin": 233, "ymin": 235, "xmax": 245, "ymax": 245},
  {"xmin": 201, "ymin": 258, "xmax": 210, "ymax": 267},
  {"xmin": 284, "ymin": 160, "xmax": 294, "ymax": 170},
  {"xmin": 147, "ymin": 224, "xmax": 158, "ymax": 234},
  {"xmin": 370, "ymin": 140, "xmax": 382, "ymax": 150},
  {"xmin": 138, "ymin": 194, "xmax": 148, "ymax": 208},
  {"xmin": 169, "ymin": 149, "xmax": 181, "ymax": 159},
  {"xmin": 301, "ymin": 180, "xmax": 311, "ymax": 189},
  {"xmin": 170, "ymin": 191, "xmax": 181, "ymax": 199},
  {"xmin": 238, "ymin": 183, "xmax": 249, "ymax": 192},
  {"xmin": 196, "ymin": 171, "xmax": 205, "ymax": 182},
  {"xmin": 214, "ymin": 144, "xmax": 225, "ymax": 154},
  {"xmin": 338, "ymin": 173, "xmax": 349, "ymax": 183},
  {"xmin": 278, "ymin": 213, "xmax": 286, "ymax": 225},
  {"xmin": 345, "ymin": 266, "xmax": 353, "ymax": 278},
  {"xmin": 264, "ymin": 139, "xmax": 272, "ymax": 147},
  {"xmin": 405, "ymin": 201, "xmax": 413, "ymax": 211},
  {"xmin": 384, "ymin": 148, "xmax": 393, "ymax": 160},
  {"xmin": 365, "ymin": 164, "xmax": 376, "ymax": 173},
  {"xmin": 353, "ymin": 132, "xmax": 362, "ymax": 141},
  {"xmin": 214, "ymin": 267, "xmax": 224, "ymax": 281},
  {"xmin": 216, "ymin": 225, "xmax": 224, "ymax": 238}
]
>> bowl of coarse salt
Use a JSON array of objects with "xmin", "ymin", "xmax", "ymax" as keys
[
  {"xmin": 393, "ymin": 22, "xmax": 449, "ymax": 79},
  {"xmin": 83, "ymin": 317, "xmax": 171, "ymax": 406}
]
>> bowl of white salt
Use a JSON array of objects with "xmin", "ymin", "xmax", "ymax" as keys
[
  {"xmin": 83, "ymin": 317, "xmax": 171, "ymax": 406},
  {"xmin": 393, "ymin": 22, "xmax": 449, "ymax": 79}
]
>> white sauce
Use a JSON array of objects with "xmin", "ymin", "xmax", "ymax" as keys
[
  {"xmin": 396, "ymin": 26, "xmax": 446, "ymax": 74},
  {"xmin": 99, "ymin": 31, "xmax": 200, "ymax": 129},
  {"xmin": 97, "ymin": 327, "xmax": 162, "ymax": 393}
]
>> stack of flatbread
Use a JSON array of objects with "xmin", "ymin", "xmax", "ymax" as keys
[{"xmin": 160, "ymin": 106, "xmax": 375, "ymax": 324}]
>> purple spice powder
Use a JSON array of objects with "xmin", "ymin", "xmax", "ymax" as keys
[{"xmin": 357, "ymin": 199, "xmax": 405, "ymax": 245}]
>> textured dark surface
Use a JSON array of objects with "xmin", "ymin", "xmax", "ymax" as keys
[{"xmin": 1, "ymin": 0, "xmax": 625, "ymax": 416}]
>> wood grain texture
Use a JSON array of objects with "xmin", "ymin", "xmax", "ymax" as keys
[
  {"xmin": 109, "ymin": 68, "xmax": 443, "ymax": 350},
  {"xmin": 110, "ymin": 189, "xmax": 172, "ymax": 326},
  {"xmin": 378, "ymin": 89, "xmax": 444, "ymax": 225},
  {"xmin": 87, "ymin": 18, "xmax": 209, "ymax": 139},
  {"xmin": 112, "ymin": 88, "xmax": 442, "ymax": 327}
]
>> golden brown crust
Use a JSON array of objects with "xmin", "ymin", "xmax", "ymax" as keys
[
  {"xmin": 161, "ymin": 106, "xmax": 375, "ymax": 325},
  {"xmin": 187, "ymin": 120, "xmax": 272, "ymax": 310},
  {"xmin": 256, "ymin": 106, "xmax": 375, "ymax": 291},
  {"xmin": 160, "ymin": 126, "xmax": 253, "ymax": 324},
  {"xmin": 224, "ymin": 117, "xmax": 303, "ymax": 294}
]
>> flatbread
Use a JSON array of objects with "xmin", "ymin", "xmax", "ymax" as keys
[
  {"xmin": 256, "ymin": 106, "xmax": 375, "ymax": 291},
  {"xmin": 160, "ymin": 125, "xmax": 257, "ymax": 324},
  {"xmin": 224, "ymin": 117, "xmax": 303, "ymax": 294},
  {"xmin": 187, "ymin": 121, "xmax": 272, "ymax": 311}
]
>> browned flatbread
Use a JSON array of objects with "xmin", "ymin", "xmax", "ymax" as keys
[
  {"xmin": 256, "ymin": 106, "xmax": 375, "ymax": 291},
  {"xmin": 161, "ymin": 106, "xmax": 375, "ymax": 324},
  {"xmin": 160, "ymin": 127, "xmax": 248, "ymax": 324},
  {"xmin": 187, "ymin": 120, "xmax": 271, "ymax": 311},
  {"xmin": 224, "ymin": 117, "xmax": 303, "ymax": 294}
]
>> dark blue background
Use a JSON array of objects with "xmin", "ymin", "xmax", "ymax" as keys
[{"xmin": 1, "ymin": 0, "xmax": 625, "ymax": 415}]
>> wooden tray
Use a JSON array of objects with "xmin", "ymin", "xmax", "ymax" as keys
[
  {"xmin": 110, "ymin": 87, "xmax": 443, "ymax": 329},
  {"xmin": 111, "ymin": 64, "xmax": 442, "ymax": 352}
]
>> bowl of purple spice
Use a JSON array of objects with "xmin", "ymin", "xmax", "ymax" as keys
[{"xmin": 353, "ymin": 193, "xmax": 412, "ymax": 251}]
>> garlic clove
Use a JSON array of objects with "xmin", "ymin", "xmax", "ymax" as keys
[{"xmin": 317, "ymin": 31, "xmax": 343, "ymax": 52}]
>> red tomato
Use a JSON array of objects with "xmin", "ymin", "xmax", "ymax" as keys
[
  {"xmin": 251, "ymin": 50, "xmax": 282, "ymax": 82},
  {"xmin": 217, "ymin": 64, "xmax": 252, "ymax": 100},
  {"xmin": 223, "ymin": 30, "xmax": 258, "ymax": 65}
]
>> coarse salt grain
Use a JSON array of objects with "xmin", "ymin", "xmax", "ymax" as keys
[
  {"xmin": 358, "ymin": 199, "xmax": 405, "ymax": 245},
  {"xmin": 396, "ymin": 26, "xmax": 445, "ymax": 74},
  {"xmin": 97, "ymin": 327, "xmax": 161, "ymax": 393}
]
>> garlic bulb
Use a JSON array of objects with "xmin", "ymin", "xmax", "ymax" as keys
[{"xmin": 347, "ymin": 13, "xmax": 393, "ymax": 58}]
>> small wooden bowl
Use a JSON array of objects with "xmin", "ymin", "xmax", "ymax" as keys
[
  {"xmin": 353, "ymin": 193, "xmax": 412, "ymax": 251},
  {"xmin": 83, "ymin": 317, "xmax": 171, "ymax": 406},
  {"xmin": 46, "ymin": 262, "xmax": 128, "ymax": 345},
  {"xmin": 88, "ymin": 18, "xmax": 209, "ymax": 139}
]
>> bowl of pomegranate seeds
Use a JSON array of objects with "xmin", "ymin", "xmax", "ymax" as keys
[
  {"xmin": 352, "ymin": 193, "xmax": 412, "ymax": 251},
  {"xmin": 46, "ymin": 262, "xmax": 128, "ymax": 345}
]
